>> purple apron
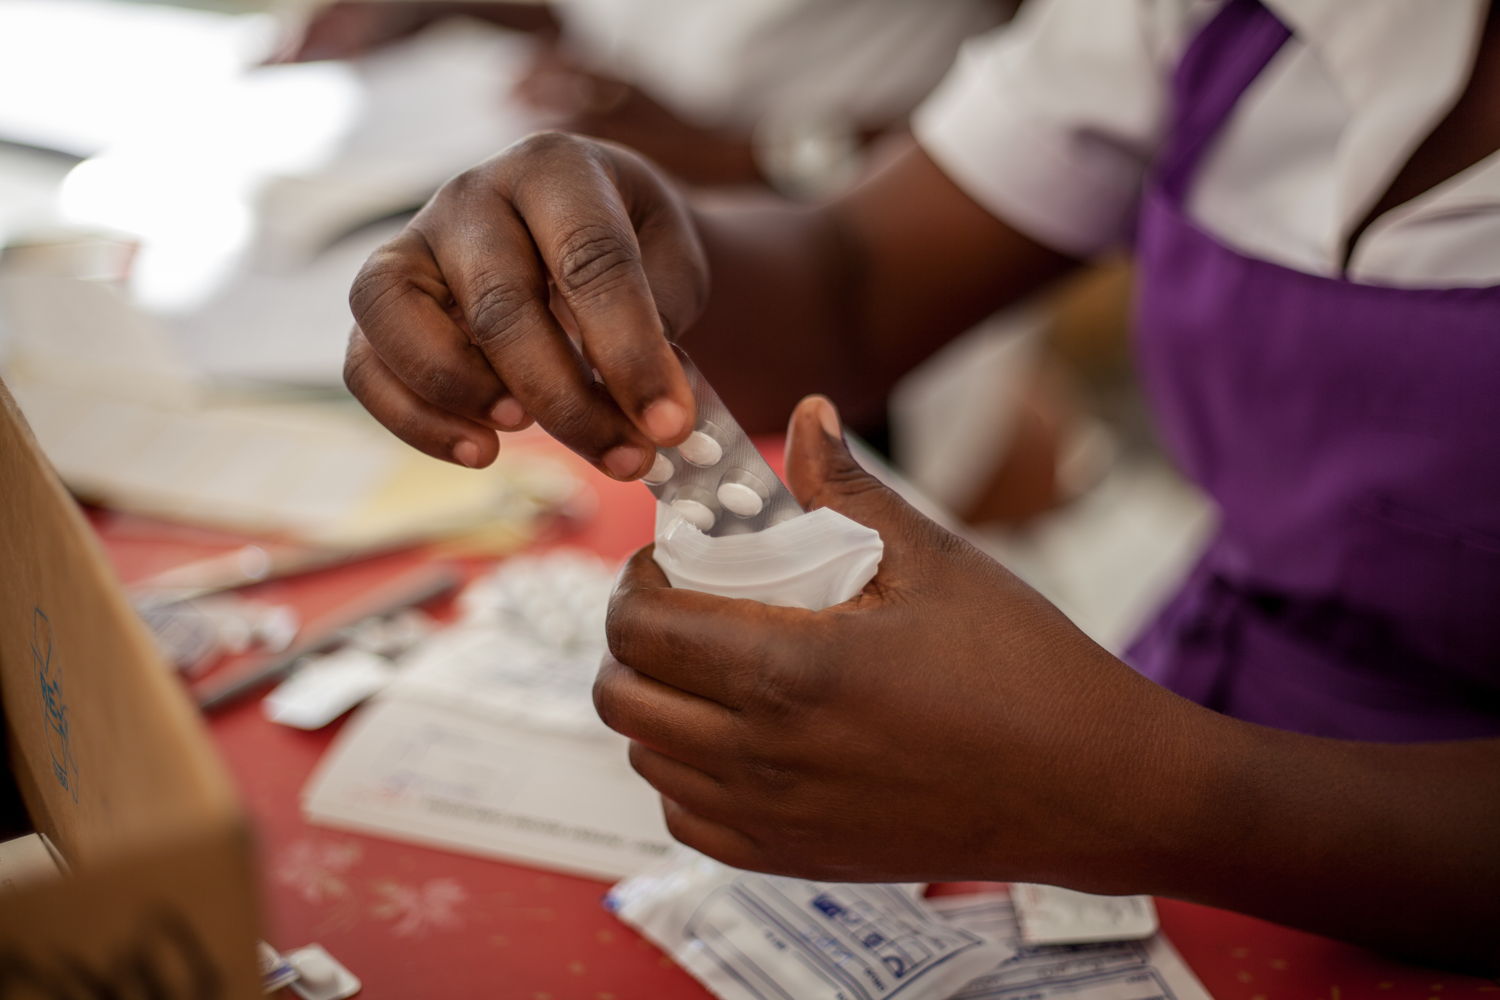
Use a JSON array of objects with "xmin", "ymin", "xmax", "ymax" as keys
[{"xmin": 1127, "ymin": 0, "xmax": 1500, "ymax": 741}]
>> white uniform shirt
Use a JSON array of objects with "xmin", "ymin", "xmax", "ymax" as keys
[
  {"xmin": 557, "ymin": 0, "xmax": 1008, "ymax": 129},
  {"xmin": 914, "ymin": 0, "xmax": 1500, "ymax": 287}
]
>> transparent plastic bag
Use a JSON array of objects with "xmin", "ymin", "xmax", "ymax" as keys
[{"xmin": 653, "ymin": 503, "xmax": 882, "ymax": 609}]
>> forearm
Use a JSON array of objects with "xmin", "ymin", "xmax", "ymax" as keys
[
  {"xmin": 686, "ymin": 196, "xmax": 873, "ymax": 432},
  {"xmin": 424, "ymin": 3, "xmax": 559, "ymax": 34},
  {"xmin": 682, "ymin": 140, "xmax": 1080, "ymax": 433},
  {"xmin": 1133, "ymin": 707, "xmax": 1500, "ymax": 972}
]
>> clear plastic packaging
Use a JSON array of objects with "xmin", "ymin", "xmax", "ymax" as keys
[
  {"xmin": 646, "ymin": 348, "xmax": 883, "ymax": 608},
  {"xmin": 654, "ymin": 504, "xmax": 882, "ymax": 609}
]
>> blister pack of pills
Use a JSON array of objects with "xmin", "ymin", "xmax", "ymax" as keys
[{"xmin": 641, "ymin": 348, "xmax": 803, "ymax": 536}]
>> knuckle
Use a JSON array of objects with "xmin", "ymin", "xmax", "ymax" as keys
[
  {"xmin": 538, "ymin": 388, "xmax": 608, "ymax": 452},
  {"xmin": 342, "ymin": 338, "xmax": 376, "ymax": 397},
  {"xmin": 387, "ymin": 406, "xmax": 434, "ymax": 452},
  {"xmin": 348, "ymin": 254, "xmax": 412, "ymax": 329},
  {"xmin": 605, "ymin": 596, "xmax": 672, "ymax": 671},
  {"xmin": 625, "ymin": 740, "xmax": 652, "ymax": 780},
  {"xmin": 746, "ymin": 755, "xmax": 799, "ymax": 797},
  {"xmin": 748, "ymin": 667, "xmax": 807, "ymax": 722},
  {"xmin": 603, "ymin": 591, "xmax": 641, "ymax": 661},
  {"xmin": 511, "ymin": 129, "xmax": 589, "ymax": 165},
  {"xmin": 406, "ymin": 362, "xmax": 467, "ymax": 408},
  {"xmin": 466, "ymin": 276, "xmax": 537, "ymax": 351},
  {"xmin": 745, "ymin": 632, "xmax": 830, "ymax": 721},
  {"xmin": 591, "ymin": 664, "xmax": 626, "ymax": 734},
  {"xmin": 822, "ymin": 458, "xmax": 887, "ymax": 501},
  {"xmin": 660, "ymin": 802, "xmax": 697, "ymax": 846},
  {"xmin": 594, "ymin": 337, "xmax": 661, "ymax": 385},
  {"xmin": 554, "ymin": 223, "xmax": 639, "ymax": 300},
  {"xmin": 440, "ymin": 163, "xmax": 494, "ymax": 202}
]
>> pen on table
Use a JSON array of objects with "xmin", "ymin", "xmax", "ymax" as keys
[
  {"xmin": 195, "ymin": 564, "xmax": 463, "ymax": 713},
  {"xmin": 130, "ymin": 540, "xmax": 406, "ymax": 604}
]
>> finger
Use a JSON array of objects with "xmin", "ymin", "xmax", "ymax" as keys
[
  {"xmin": 659, "ymin": 798, "xmax": 762, "ymax": 872},
  {"xmin": 614, "ymin": 145, "xmax": 711, "ymax": 345},
  {"xmin": 606, "ymin": 547, "xmax": 823, "ymax": 709},
  {"xmin": 488, "ymin": 393, "xmax": 533, "ymax": 432},
  {"xmin": 626, "ymin": 742, "xmax": 746, "ymax": 830},
  {"xmin": 508, "ymin": 135, "xmax": 697, "ymax": 446},
  {"xmin": 344, "ymin": 328, "xmax": 499, "ymax": 468},
  {"xmin": 784, "ymin": 394, "xmax": 925, "ymax": 541},
  {"xmin": 418, "ymin": 194, "xmax": 657, "ymax": 481},
  {"xmin": 350, "ymin": 230, "xmax": 515, "ymax": 430},
  {"xmin": 593, "ymin": 655, "xmax": 738, "ymax": 771}
]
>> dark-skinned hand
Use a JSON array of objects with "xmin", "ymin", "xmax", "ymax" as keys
[
  {"xmin": 595, "ymin": 394, "xmax": 1213, "ymax": 889},
  {"xmin": 344, "ymin": 133, "xmax": 706, "ymax": 480}
]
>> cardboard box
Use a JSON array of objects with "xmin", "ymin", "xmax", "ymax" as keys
[{"xmin": 0, "ymin": 375, "xmax": 262, "ymax": 996}]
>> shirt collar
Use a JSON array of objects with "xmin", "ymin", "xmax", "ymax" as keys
[{"xmin": 1261, "ymin": 0, "xmax": 1488, "ymax": 250}]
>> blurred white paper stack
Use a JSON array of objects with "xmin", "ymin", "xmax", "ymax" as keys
[
  {"xmin": 304, "ymin": 552, "xmax": 678, "ymax": 880},
  {"xmin": 0, "ymin": 271, "xmax": 579, "ymax": 549}
]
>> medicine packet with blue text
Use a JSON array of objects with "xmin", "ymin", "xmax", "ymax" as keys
[{"xmin": 608, "ymin": 854, "xmax": 1014, "ymax": 1000}]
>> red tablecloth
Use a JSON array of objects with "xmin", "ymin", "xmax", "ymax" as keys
[{"xmin": 95, "ymin": 445, "xmax": 1498, "ymax": 1000}]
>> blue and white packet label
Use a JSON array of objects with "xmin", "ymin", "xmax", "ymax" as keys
[{"xmin": 608, "ymin": 854, "xmax": 1013, "ymax": 1000}]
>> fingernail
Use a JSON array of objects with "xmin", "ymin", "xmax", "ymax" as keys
[
  {"xmin": 812, "ymin": 396, "xmax": 841, "ymax": 438},
  {"xmin": 602, "ymin": 445, "xmax": 646, "ymax": 480},
  {"xmin": 454, "ymin": 440, "xmax": 482, "ymax": 468},
  {"xmin": 642, "ymin": 398, "xmax": 688, "ymax": 442},
  {"xmin": 489, "ymin": 396, "xmax": 527, "ymax": 429}
]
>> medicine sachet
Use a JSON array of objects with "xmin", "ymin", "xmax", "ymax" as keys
[{"xmin": 608, "ymin": 854, "xmax": 1014, "ymax": 1000}]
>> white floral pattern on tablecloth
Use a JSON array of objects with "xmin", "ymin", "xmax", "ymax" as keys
[
  {"xmin": 370, "ymin": 877, "xmax": 468, "ymax": 936},
  {"xmin": 273, "ymin": 839, "xmax": 362, "ymax": 904}
]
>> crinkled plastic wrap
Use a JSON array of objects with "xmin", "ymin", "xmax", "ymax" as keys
[
  {"xmin": 607, "ymin": 854, "xmax": 1010, "ymax": 1000},
  {"xmin": 645, "ymin": 348, "xmax": 883, "ymax": 606},
  {"xmin": 654, "ymin": 504, "xmax": 883, "ymax": 608}
]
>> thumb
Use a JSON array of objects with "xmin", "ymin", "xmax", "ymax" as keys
[{"xmin": 784, "ymin": 395, "xmax": 911, "ymax": 533}]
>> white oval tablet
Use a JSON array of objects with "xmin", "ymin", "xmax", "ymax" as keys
[
  {"xmin": 642, "ymin": 451, "xmax": 675, "ymax": 485},
  {"xmin": 677, "ymin": 430, "xmax": 723, "ymax": 467},
  {"xmin": 716, "ymin": 481, "xmax": 765, "ymax": 518},
  {"xmin": 669, "ymin": 498, "xmax": 716, "ymax": 532}
]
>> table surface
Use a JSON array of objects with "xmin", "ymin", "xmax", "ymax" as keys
[{"xmin": 94, "ymin": 443, "xmax": 1498, "ymax": 1000}]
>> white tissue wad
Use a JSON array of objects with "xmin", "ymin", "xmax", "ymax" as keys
[
  {"xmin": 652, "ymin": 505, "xmax": 883, "ymax": 610},
  {"xmin": 608, "ymin": 854, "xmax": 1008, "ymax": 1000}
]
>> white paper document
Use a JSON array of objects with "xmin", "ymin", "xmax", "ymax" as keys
[
  {"xmin": 303, "ymin": 554, "xmax": 674, "ymax": 881},
  {"xmin": 302, "ymin": 697, "xmax": 672, "ymax": 881},
  {"xmin": 930, "ymin": 894, "xmax": 1212, "ymax": 1000},
  {"xmin": 1, "ymin": 363, "xmax": 576, "ymax": 548}
]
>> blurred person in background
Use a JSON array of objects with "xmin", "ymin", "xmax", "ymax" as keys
[
  {"xmin": 341, "ymin": 0, "xmax": 1500, "ymax": 972},
  {"xmin": 279, "ymin": 0, "xmax": 1097, "ymax": 529},
  {"xmin": 276, "ymin": 0, "xmax": 1011, "ymax": 193}
]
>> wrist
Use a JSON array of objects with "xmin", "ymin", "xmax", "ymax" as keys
[
  {"xmin": 1119, "ymin": 697, "xmax": 1262, "ymax": 897},
  {"xmin": 1027, "ymin": 668, "xmax": 1258, "ymax": 897}
]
